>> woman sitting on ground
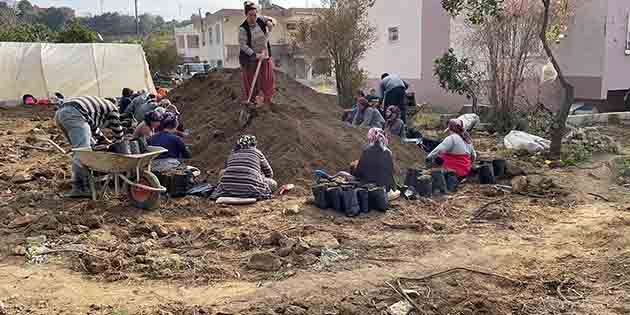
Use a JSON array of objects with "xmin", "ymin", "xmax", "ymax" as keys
[
  {"xmin": 148, "ymin": 112, "xmax": 192, "ymax": 172},
  {"xmin": 133, "ymin": 110, "xmax": 162, "ymax": 141},
  {"xmin": 426, "ymin": 119, "xmax": 477, "ymax": 177},
  {"xmin": 211, "ymin": 135, "xmax": 277, "ymax": 200},
  {"xmin": 351, "ymin": 128, "xmax": 395, "ymax": 191},
  {"xmin": 352, "ymin": 98, "xmax": 385, "ymax": 129},
  {"xmin": 384, "ymin": 106, "xmax": 404, "ymax": 137}
]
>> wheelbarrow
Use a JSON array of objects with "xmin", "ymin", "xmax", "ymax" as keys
[{"xmin": 42, "ymin": 139, "xmax": 167, "ymax": 209}]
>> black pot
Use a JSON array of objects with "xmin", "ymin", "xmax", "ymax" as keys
[
  {"xmin": 341, "ymin": 190, "xmax": 360, "ymax": 217},
  {"xmin": 492, "ymin": 159, "xmax": 507, "ymax": 178},
  {"xmin": 108, "ymin": 140, "xmax": 131, "ymax": 155},
  {"xmin": 416, "ymin": 175, "xmax": 433, "ymax": 197},
  {"xmin": 404, "ymin": 169, "xmax": 420, "ymax": 189},
  {"xmin": 129, "ymin": 140, "xmax": 141, "ymax": 154},
  {"xmin": 356, "ymin": 188, "xmax": 369, "ymax": 213},
  {"xmin": 431, "ymin": 170, "xmax": 447, "ymax": 194},
  {"xmin": 368, "ymin": 187, "xmax": 388, "ymax": 211},
  {"xmin": 326, "ymin": 187, "xmax": 343, "ymax": 212},
  {"xmin": 479, "ymin": 163, "xmax": 496, "ymax": 185},
  {"xmin": 444, "ymin": 171, "xmax": 459, "ymax": 192}
]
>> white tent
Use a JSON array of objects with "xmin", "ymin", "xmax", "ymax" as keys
[{"xmin": 0, "ymin": 42, "xmax": 156, "ymax": 101}]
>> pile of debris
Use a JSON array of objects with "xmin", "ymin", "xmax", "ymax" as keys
[{"xmin": 563, "ymin": 126, "xmax": 622, "ymax": 154}]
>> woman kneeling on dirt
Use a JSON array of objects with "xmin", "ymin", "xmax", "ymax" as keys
[
  {"xmin": 239, "ymin": 1, "xmax": 275, "ymax": 107},
  {"xmin": 352, "ymin": 98, "xmax": 385, "ymax": 129},
  {"xmin": 385, "ymin": 106, "xmax": 404, "ymax": 137},
  {"xmin": 211, "ymin": 135, "xmax": 277, "ymax": 200},
  {"xmin": 148, "ymin": 112, "xmax": 192, "ymax": 172},
  {"xmin": 351, "ymin": 128, "xmax": 395, "ymax": 191},
  {"xmin": 425, "ymin": 119, "xmax": 477, "ymax": 177}
]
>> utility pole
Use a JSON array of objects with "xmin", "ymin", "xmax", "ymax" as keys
[{"xmin": 134, "ymin": 0, "xmax": 139, "ymax": 39}]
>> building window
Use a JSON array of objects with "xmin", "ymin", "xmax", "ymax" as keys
[
  {"xmin": 216, "ymin": 24, "xmax": 221, "ymax": 43},
  {"xmin": 287, "ymin": 23, "xmax": 297, "ymax": 31},
  {"xmin": 177, "ymin": 36, "xmax": 185, "ymax": 48},
  {"xmin": 388, "ymin": 27, "xmax": 399, "ymax": 42},
  {"xmin": 208, "ymin": 26, "xmax": 213, "ymax": 44},
  {"xmin": 187, "ymin": 35, "xmax": 200, "ymax": 48}
]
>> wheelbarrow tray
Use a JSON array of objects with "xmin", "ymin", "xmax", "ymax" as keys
[{"xmin": 71, "ymin": 146, "xmax": 167, "ymax": 173}]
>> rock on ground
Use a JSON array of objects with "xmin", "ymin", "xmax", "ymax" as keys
[
  {"xmin": 247, "ymin": 252, "xmax": 282, "ymax": 272},
  {"xmin": 303, "ymin": 232, "xmax": 340, "ymax": 249}
]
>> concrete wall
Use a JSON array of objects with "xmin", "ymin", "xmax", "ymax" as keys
[
  {"xmin": 554, "ymin": 0, "xmax": 607, "ymax": 99},
  {"xmin": 604, "ymin": 0, "xmax": 630, "ymax": 92}
]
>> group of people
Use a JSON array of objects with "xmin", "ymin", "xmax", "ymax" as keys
[
  {"xmin": 344, "ymin": 73, "xmax": 409, "ymax": 139},
  {"xmin": 53, "ymin": 88, "xmax": 191, "ymax": 198}
]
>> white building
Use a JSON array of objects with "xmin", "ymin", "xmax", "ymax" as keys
[{"xmin": 174, "ymin": 6, "xmax": 329, "ymax": 79}]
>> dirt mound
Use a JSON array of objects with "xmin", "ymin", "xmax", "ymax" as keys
[{"xmin": 168, "ymin": 69, "xmax": 423, "ymax": 185}]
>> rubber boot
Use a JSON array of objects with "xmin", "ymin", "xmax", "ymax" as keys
[
  {"xmin": 479, "ymin": 163, "xmax": 496, "ymax": 185},
  {"xmin": 64, "ymin": 180, "xmax": 91, "ymax": 199}
]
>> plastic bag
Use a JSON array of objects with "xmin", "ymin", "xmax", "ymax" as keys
[
  {"xmin": 456, "ymin": 113, "xmax": 480, "ymax": 132},
  {"xmin": 504, "ymin": 130, "xmax": 551, "ymax": 153}
]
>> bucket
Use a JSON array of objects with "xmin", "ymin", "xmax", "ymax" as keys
[
  {"xmin": 492, "ymin": 159, "xmax": 507, "ymax": 178},
  {"xmin": 108, "ymin": 140, "xmax": 131, "ymax": 155}
]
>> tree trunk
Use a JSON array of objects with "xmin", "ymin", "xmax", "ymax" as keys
[{"xmin": 540, "ymin": 0, "xmax": 575, "ymax": 158}]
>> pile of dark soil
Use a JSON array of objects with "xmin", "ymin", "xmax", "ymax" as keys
[{"xmin": 169, "ymin": 69, "xmax": 423, "ymax": 185}]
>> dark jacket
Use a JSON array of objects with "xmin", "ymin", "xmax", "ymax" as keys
[
  {"xmin": 352, "ymin": 145, "xmax": 395, "ymax": 191},
  {"xmin": 149, "ymin": 131, "xmax": 192, "ymax": 160},
  {"xmin": 239, "ymin": 17, "xmax": 272, "ymax": 66}
]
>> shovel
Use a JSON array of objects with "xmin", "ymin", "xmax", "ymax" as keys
[{"xmin": 239, "ymin": 56, "xmax": 264, "ymax": 129}]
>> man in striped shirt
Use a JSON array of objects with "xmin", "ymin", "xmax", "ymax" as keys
[{"xmin": 55, "ymin": 96, "xmax": 124, "ymax": 198}]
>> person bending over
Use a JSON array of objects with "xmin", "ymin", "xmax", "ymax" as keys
[
  {"xmin": 211, "ymin": 135, "xmax": 277, "ymax": 200},
  {"xmin": 426, "ymin": 119, "xmax": 477, "ymax": 177},
  {"xmin": 148, "ymin": 112, "xmax": 191, "ymax": 172},
  {"xmin": 352, "ymin": 98, "xmax": 385, "ymax": 129},
  {"xmin": 55, "ymin": 96, "xmax": 124, "ymax": 198},
  {"xmin": 133, "ymin": 110, "xmax": 162, "ymax": 141}
]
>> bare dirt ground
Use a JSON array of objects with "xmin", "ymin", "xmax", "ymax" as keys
[{"xmin": 1, "ymin": 106, "xmax": 630, "ymax": 315}]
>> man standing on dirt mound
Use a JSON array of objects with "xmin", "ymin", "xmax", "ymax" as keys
[
  {"xmin": 239, "ymin": 1, "xmax": 276, "ymax": 107},
  {"xmin": 380, "ymin": 73, "xmax": 409, "ymax": 124}
]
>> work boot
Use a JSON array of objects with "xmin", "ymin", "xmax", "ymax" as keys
[{"xmin": 63, "ymin": 182, "xmax": 91, "ymax": 199}]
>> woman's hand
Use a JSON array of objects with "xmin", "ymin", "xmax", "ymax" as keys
[
  {"xmin": 256, "ymin": 53, "xmax": 265, "ymax": 60},
  {"xmin": 266, "ymin": 19, "xmax": 275, "ymax": 31}
]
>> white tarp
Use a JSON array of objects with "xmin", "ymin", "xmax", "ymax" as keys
[{"xmin": 0, "ymin": 42, "xmax": 155, "ymax": 101}]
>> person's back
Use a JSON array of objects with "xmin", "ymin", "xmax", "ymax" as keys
[
  {"xmin": 361, "ymin": 107, "xmax": 385, "ymax": 129},
  {"xmin": 352, "ymin": 145, "xmax": 394, "ymax": 191},
  {"xmin": 149, "ymin": 131, "xmax": 191, "ymax": 160},
  {"xmin": 135, "ymin": 100, "xmax": 157, "ymax": 122},
  {"xmin": 212, "ymin": 147, "xmax": 274, "ymax": 199}
]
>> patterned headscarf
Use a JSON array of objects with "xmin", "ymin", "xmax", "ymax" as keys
[
  {"xmin": 144, "ymin": 110, "xmax": 162, "ymax": 125},
  {"xmin": 160, "ymin": 112, "xmax": 178, "ymax": 130},
  {"xmin": 367, "ymin": 128, "xmax": 388, "ymax": 150},
  {"xmin": 237, "ymin": 135, "xmax": 257, "ymax": 149},
  {"xmin": 357, "ymin": 97, "xmax": 369, "ymax": 111},
  {"xmin": 386, "ymin": 106, "xmax": 400, "ymax": 120},
  {"xmin": 448, "ymin": 119, "xmax": 472, "ymax": 144}
]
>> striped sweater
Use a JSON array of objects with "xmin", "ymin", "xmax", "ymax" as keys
[
  {"xmin": 211, "ymin": 147, "xmax": 274, "ymax": 200},
  {"xmin": 64, "ymin": 96, "xmax": 124, "ymax": 141}
]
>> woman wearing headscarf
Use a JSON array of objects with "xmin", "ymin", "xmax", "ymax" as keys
[
  {"xmin": 352, "ymin": 98, "xmax": 385, "ymax": 129},
  {"xmin": 239, "ymin": 1, "xmax": 276, "ymax": 107},
  {"xmin": 426, "ymin": 119, "xmax": 477, "ymax": 177},
  {"xmin": 351, "ymin": 128, "xmax": 395, "ymax": 191},
  {"xmin": 148, "ymin": 112, "xmax": 192, "ymax": 172},
  {"xmin": 384, "ymin": 106, "xmax": 404, "ymax": 137},
  {"xmin": 133, "ymin": 110, "xmax": 162, "ymax": 141},
  {"xmin": 211, "ymin": 135, "xmax": 277, "ymax": 200}
]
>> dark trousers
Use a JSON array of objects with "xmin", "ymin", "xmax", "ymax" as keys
[{"xmin": 385, "ymin": 86, "xmax": 407, "ymax": 123}]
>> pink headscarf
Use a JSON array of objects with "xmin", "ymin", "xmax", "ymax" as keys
[
  {"xmin": 448, "ymin": 119, "xmax": 472, "ymax": 144},
  {"xmin": 367, "ymin": 127, "xmax": 388, "ymax": 150}
]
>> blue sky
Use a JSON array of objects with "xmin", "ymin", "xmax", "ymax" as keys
[{"xmin": 32, "ymin": 0, "xmax": 315, "ymax": 20}]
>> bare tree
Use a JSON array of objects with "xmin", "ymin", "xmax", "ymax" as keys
[{"xmin": 304, "ymin": 0, "xmax": 376, "ymax": 106}]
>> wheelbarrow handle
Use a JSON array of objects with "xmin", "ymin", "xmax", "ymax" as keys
[{"xmin": 37, "ymin": 137, "xmax": 71, "ymax": 156}]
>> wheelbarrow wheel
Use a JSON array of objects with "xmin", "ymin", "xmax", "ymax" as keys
[{"xmin": 127, "ymin": 171, "xmax": 161, "ymax": 210}]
